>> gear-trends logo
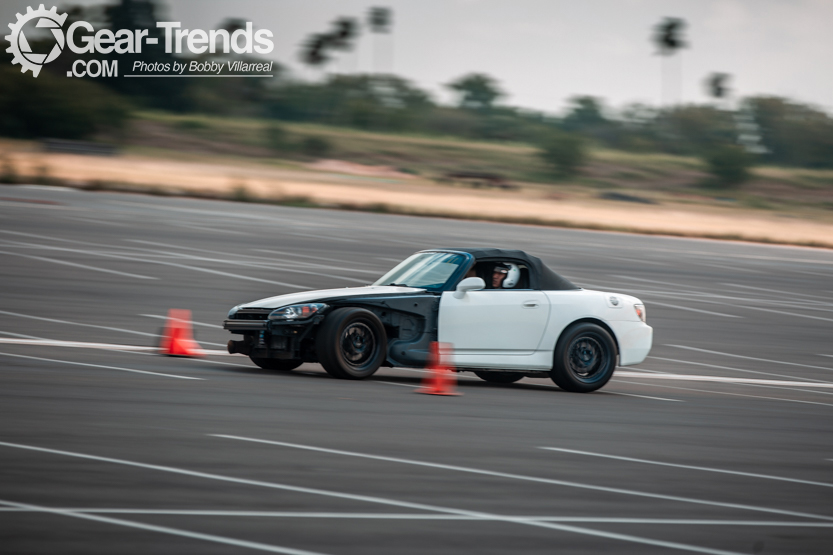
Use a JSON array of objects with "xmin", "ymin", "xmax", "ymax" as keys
[
  {"xmin": 5, "ymin": 4, "xmax": 67, "ymax": 78},
  {"xmin": 5, "ymin": 6, "xmax": 275, "ymax": 79}
]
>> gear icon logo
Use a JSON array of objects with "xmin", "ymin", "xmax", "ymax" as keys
[{"xmin": 5, "ymin": 4, "xmax": 68, "ymax": 78}]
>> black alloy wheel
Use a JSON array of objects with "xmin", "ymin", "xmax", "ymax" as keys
[
  {"xmin": 551, "ymin": 323, "xmax": 617, "ymax": 393},
  {"xmin": 316, "ymin": 307, "xmax": 387, "ymax": 379},
  {"xmin": 341, "ymin": 321, "xmax": 375, "ymax": 368}
]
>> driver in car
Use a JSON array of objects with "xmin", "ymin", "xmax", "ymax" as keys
[{"xmin": 491, "ymin": 263, "xmax": 520, "ymax": 289}]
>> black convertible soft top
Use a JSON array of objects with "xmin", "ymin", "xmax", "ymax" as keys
[{"xmin": 425, "ymin": 247, "xmax": 580, "ymax": 291}]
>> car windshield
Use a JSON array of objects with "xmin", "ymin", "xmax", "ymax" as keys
[{"xmin": 373, "ymin": 252, "xmax": 469, "ymax": 291}]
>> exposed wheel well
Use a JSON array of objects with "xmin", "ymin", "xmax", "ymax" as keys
[{"xmin": 556, "ymin": 318, "xmax": 620, "ymax": 355}]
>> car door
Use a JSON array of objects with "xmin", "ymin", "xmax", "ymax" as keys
[{"xmin": 438, "ymin": 289, "xmax": 550, "ymax": 366}]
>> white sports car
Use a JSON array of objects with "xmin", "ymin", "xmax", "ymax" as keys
[{"xmin": 224, "ymin": 248, "xmax": 652, "ymax": 393}]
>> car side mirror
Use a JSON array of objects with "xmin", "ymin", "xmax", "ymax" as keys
[{"xmin": 453, "ymin": 277, "xmax": 485, "ymax": 299}]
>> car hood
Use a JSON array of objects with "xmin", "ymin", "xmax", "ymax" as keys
[{"xmin": 240, "ymin": 285, "xmax": 427, "ymax": 309}]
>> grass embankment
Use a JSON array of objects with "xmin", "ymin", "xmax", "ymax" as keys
[{"xmin": 131, "ymin": 111, "xmax": 833, "ymax": 210}]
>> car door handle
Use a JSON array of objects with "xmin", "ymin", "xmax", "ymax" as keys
[{"xmin": 522, "ymin": 301, "xmax": 540, "ymax": 308}]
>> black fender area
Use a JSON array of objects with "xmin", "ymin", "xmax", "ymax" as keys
[{"xmin": 329, "ymin": 294, "xmax": 439, "ymax": 368}]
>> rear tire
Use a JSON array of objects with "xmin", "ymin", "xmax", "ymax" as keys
[
  {"xmin": 551, "ymin": 323, "xmax": 617, "ymax": 393},
  {"xmin": 474, "ymin": 371, "xmax": 523, "ymax": 384},
  {"xmin": 316, "ymin": 307, "xmax": 387, "ymax": 380},
  {"xmin": 249, "ymin": 357, "xmax": 303, "ymax": 371}
]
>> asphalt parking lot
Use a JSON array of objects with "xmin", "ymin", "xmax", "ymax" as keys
[{"xmin": 1, "ymin": 185, "xmax": 832, "ymax": 554}]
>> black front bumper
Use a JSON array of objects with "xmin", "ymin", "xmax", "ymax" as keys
[{"xmin": 224, "ymin": 312, "xmax": 323, "ymax": 361}]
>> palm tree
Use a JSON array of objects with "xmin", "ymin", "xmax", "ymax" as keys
[
  {"xmin": 652, "ymin": 17, "xmax": 688, "ymax": 106},
  {"xmin": 301, "ymin": 33, "xmax": 333, "ymax": 69},
  {"xmin": 706, "ymin": 72, "xmax": 730, "ymax": 101}
]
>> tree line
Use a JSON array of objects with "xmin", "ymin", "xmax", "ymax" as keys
[{"xmin": 2, "ymin": 0, "xmax": 833, "ymax": 186}]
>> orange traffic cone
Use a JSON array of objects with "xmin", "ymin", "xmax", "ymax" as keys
[
  {"xmin": 159, "ymin": 309, "xmax": 203, "ymax": 357},
  {"xmin": 416, "ymin": 342, "xmax": 460, "ymax": 396}
]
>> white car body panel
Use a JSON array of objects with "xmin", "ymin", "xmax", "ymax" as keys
[
  {"xmin": 438, "ymin": 288, "xmax": 652, "ymax": 370},
  {"xmin": 438, "ymin": 290, "xmax": 550, "ymax": 366}
]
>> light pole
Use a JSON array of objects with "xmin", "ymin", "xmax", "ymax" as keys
[{"xmin": 367, "ymin": 7, "xmax": 392, "ymax": 74}]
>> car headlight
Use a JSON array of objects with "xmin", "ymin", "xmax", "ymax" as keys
[
  {"xmin": 634, "ymin": 304, "xmax": 646, "ymax": 323},
  {"xmin": 228, "ymin": 305, "xmax": 240, "ymax": 318},
  {"xmin": 269, "ymin": 303, "xmax": 328, "ymax": 321}
]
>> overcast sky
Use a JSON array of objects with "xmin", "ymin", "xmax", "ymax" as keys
[{"xmin": 4, "ymin": 0, "xmax": 831, "ymax": 114}]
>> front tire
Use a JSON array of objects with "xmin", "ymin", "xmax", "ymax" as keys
[
  {"xmin": 249, "ymin": 357, "xmax": 303, "ymax": 371},
  {"xmin": 316, "ymin": 307, "xmax": 387, "ymax": 380},
  {"xmin": 550, "ymin": 323, "xmax": 617, "ymax": 393},
  {"xmin": 474, "ymin": 371, "xmax": 524, "ymax": 384}
]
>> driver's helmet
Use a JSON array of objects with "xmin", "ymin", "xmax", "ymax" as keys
[
  {"xmin": 493, "ymin": 263, "xmax": 521, "ymax": 288},
  {"xmin": 502, "ymin": 263, "xmax": 520, "ymax": 288}
]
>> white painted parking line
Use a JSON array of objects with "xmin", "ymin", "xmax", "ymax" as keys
[
  {"xmin": 0, "ymin": 330, "xmax": 44, "ymax": 340},
  {"xmin": 377, "ymin": 381, "xmax": 420, "ymax": 388},
  {"xmin": 193, "ymin": 357, "xmax": 258, "ymax": 369},
  {"xmin": 0, "ymin": 508, "xmax": 830, "ymax": 527},
  {"xmin": 728, "ymin": 304, "xmax": 833, "ymax": 324},
  {"xmin": 174, "ymin": 223, "xmax": 251, "ymax": 236},
  {"xmin": 5, "ymin": 231, "xmax": 376, "ymax": 288},
  {"xmin": 0, "ymin": 499, "xmax": 328, "ymax": 555},
  {"xmin": 0, "ymin": 311, "xmax": 228, "ymax": 348},
  {"xmin": 741, "ymin": 383, "xmax": 833, "ymax": 397},
  {"xmin": 64, "ymin": 216, "xmax": 127, "ymax": 227},
  {"xmin": 647, "ymin": 301, "xmax": 743, "ymax": 319},
  {"xmin": 116, "ymin": 245, "xmax": 373, "ymax": 284},
  {"xmin": 647, "ymin": 356, "xmax": 833, "ymax": 383},
  {"xmin": 617, "ymin": 367, "xmax": 667, "ymax": 374},
  {"xmin": 721, "ymin": 283, "xmax": 830, "ymax": 302},
  {"xmin": 0, "ymin": 352, "xmax": 202, "ymax": 380},
  {"xmin": 795, "ymin": 268, "xmax": 833, "ymax": 278},
  {"xmin": 289, "ymin": 232, "xmax": 358, "ymax": 243},
  {"xmin": 539, "ymin": 447, "xmax": 833, "ymax": 489},
  {"xmin": 588, "ymin": 276, "xmax": 833, "ymax": 317},
  {"xmin": 712, "ymin": 252, "xmax": 833, "ymax": 266},
  {"xmin": 461, "ymin": 517, "xmax": 833, "ymax": 526},
  {"xmin": 607, "ymin": 391, "xmax": 683, "ymax": 402},
  {"xmin": 0, "ymin": 200, "xmax": 74, "ymax": 211},
  {"xmin": 0, "ymin": 309, "xmax": 157, "ymax": 338},
  {"xmin": 0, "ymin": 249, "xmax": 157, "ymax": 280},
  {"xmin": 533, "ymin": 381, "xmax": 675, "ymax": 401},
  {"xmin": 611, "ymin": 274, "xmax": 707, "ymax": 292},
  {"xmin": 0, "ymin": 507, "xmax": 469, "ymax": 518},
  {"xmin": 104, "ymin": 200, "xmax": 284, "ymax": 222},
  {"xmin": 250, "ymin": 250, "xmax": 386, "ymax": 274},
  {"xmin": 590, "ymin": 283, "xmax": 833, "ymax": 314},
  {"xmin": 0, "ymin": 338, "xmax": 155, "ymax": 351},
  {"xmin": 615, "ymin": 371, "xmax": 833, "ymax": 388},
  {"xmin": 0, "ymin": 338, "xmax": 232, "ymax": 356},
  {"xmin": 139, "ymin": 314, "xmax": 223, "ymax": 329},
  {"xmin": 666, "ymin": 345, "xmax": 833, "ymax": 372},
  {"xmin": 694, "ymin": 261, "xmax": 762, "ymax": 274},
  {"xmin": 622, "ymin": 380, "xmax": 833, "ymax": 408},
  {"xmin": 0, "ymin": 441, "xmax": 774, "ymax": 555},
  {"xmin": 210, "ymin": 435, "xmax": 833, "ymax": 523},
  {"xmin": 0, "ymin": 237, "xmax": 312, "ymax": 290}
]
